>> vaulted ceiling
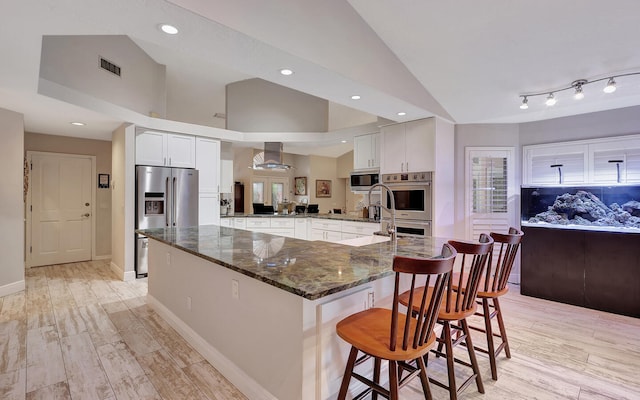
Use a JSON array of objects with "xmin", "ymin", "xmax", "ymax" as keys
[{"xmin": 2, "ymin": 0, "xmax": 640, "ymax": 153}]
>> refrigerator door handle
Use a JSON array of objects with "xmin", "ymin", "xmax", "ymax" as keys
[
  {"xmin": 165, "ymin": 177, "xmax": 170, "ymax": 227},
  {"xmin": 173, "ymin": 176, "xmax": 177, "ymax": 226}
]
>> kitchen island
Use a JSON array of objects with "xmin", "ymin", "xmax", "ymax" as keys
[{"xmin": 139, "ymin": 225, "xmax": 445, "ymax": 400}]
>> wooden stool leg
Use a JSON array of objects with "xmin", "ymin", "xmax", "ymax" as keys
[
  {"xmin": 442, "ymin": 321, "xmax": 457, "ymax": 400},
  {"xmin": 461, "ymin": 319, "xmax": 485, "ymax": 394},
  {"xmin": 482, "ymin": 298, "xmax": 498, "ymax": 380},
  {"xmin": 417, "ymin": 356, "xmax": 433, "ymax": 400},
  {"xmin": 372, "ymin": 357, "xmax": 381, "ymax": 400},
  {"xmin": 388, "ymin": 360, "xmax": 399, "ymax": 400},
  {"xmin": 494, "ymin": 298, "xmax": 511, "ymax": 358},
  {"xmin": 338, "ymin": 346, "xmax": 358, "ymax": 400}
]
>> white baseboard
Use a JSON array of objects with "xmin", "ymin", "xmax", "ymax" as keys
[
  {"xmin": 147, "ymin": 294, "xmax": 277, "ymax": 400},
  {"xmin": 123, "ymin": 270, "xmax": 136, "ymax": 281},
  {"xmin": 93, "ymin": 255, "xmax": 112, "ymax": 261},
  {"xmin": 110, "ymin": 261, "xmax": 124, "ymax": 280},
  {"xmin": 0, "ymin": 280, "xmax": 25, "ymax": 297}
]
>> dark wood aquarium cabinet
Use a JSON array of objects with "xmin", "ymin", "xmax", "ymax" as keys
[{"xmin": 521, "ymin": 185, "xmax": 640, "ymax": 317}]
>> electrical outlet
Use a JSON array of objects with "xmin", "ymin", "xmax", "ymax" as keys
[
  {"xmin": 232, "ymin": 279, "xmax": 239, "ymax": 299},
  {"xmin": 166, "ymin": 253, "xmax": 171, "ymax": 265},
  {"xmin": 186, "ymin": 296, "xmax": 192, "ymax": 311},
  {"xmin": 367, "ymin": 291, "xmax": 375, "ymax": 309}
]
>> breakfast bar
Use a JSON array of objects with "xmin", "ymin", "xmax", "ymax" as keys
[{"xmin": 139, "ymin": 224, "xmax": 446, "ymax": 400}]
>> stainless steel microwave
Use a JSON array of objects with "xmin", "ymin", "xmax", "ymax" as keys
[{"xmin": 350, "ymin": 170, "xmax": 380, "ymax": 191}]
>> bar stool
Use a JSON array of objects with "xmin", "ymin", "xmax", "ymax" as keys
[
  {"xmin": 455, "ymin": 227, "xmax": 523, "ymax": 380},
  {"xmin": 398, "ymin": 234, "xmax": 493, "ymax": 400},
  {"xmin": 336, "ymin": 244, "xmax": 457, "ymax": 400}
]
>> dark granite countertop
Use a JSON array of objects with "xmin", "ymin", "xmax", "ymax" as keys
[
  {"xmin": 222, "ymin": 213, "xmax": 379, "ymax": 223},
  {"xmin": 138, "ymin": 225, "xmax": 446, "ymax": 300}
]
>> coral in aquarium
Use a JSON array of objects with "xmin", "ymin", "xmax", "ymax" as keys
[{"xmin": 528, "ymin": 190, "xmax": 640, "ymax": 228}]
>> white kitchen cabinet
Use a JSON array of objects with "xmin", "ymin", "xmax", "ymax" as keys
[
  {"xmin": 220, "ymin": 159, "xmax": 234, "ymax": 194},
  {"xmin": 523, "ymin": 143, "xmax": 588, "ymax": 185},
  {"xmin": 219, "ymin": 218, "xmax": 232, "ymax": 227},
  {"xmin": 233, "ymin": 217, "xmax": 247, "ymax": 230},
  {"xmin": 311, "ymin": 219, "xmax": 343, "ymax": 243},
  {"xmin": 353, "ymin": 133, "xmax": 380, "ymax": 170},
  {"xmin": 381, "ymin": 118, "xmax": 435, "ymax": 173},
  {"xmin": 198, "ymin": 193, "xmax": 219, "ymax": 225},
  {"xmin": 195, "ymin": 137, "xmax": 220, "ymax": 194},
  {"xmin": 341, "ymin": 221, "xmax": 380, "ymax": 238},
  {"xmin": 294, "ymin": 218, "xmax": 309, "ymax": 240},
  {"xmin": 588, "ymin": 137, "xmax": 640, "ymax": 184},
  {"xmin": 246, "ymin": 217, "xmax": 271, "ymax": 230},
  {"xmin": 270, "ymin": 218, "xmax": 295, "ymax": 238},
  {"xmin": 135, "ymin": 131, "xmax": 196, "ymax": 168}
]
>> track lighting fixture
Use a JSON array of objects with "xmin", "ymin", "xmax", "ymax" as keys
[
  {"xmin": 604, "ymin": 77, "xmax": 617, "ymax": 93},
  {"xmin": 545, "ymin": 93, "xmax": 557, "ymax": 106},
  {"xmin": 573, "ymin": 79, "xmax": 586, "ymax": 100},
  {"xmin": 518, "ymin": 71, "xmax": 640, "ymax": 109}
]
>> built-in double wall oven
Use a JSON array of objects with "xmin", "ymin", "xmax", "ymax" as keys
[{"xmin": 381, "ymin": 171, "xmax": 432, "ymax": 237}]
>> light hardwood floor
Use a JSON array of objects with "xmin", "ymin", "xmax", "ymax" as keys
[{"xmin": 1, "ymin": 260, "xmax": 639, "ymax": 399}]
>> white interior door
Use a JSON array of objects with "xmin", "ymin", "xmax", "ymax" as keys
[
  {"xmin": 30, "ymin": 153, "xmax": 93, "ymax": 267},
  {"xmin": 465, "ymin": 147, "xmax": 516, "ymax": 239}
]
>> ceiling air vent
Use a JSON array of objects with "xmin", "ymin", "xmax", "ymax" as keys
[{"xmin": 99, "ymin": 57, "xmax": 121, "ymax": 77}]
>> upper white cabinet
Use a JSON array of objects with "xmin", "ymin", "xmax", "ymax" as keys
[
  {"xmin": 588, "ymin": 137, "xmax": 640, "ymax": 184},
  {"xmin": 381, "ymin": 118, "xmax": 435, "ymax": 173},
  {"xmin": 135, "ymin": 131, "xmax": 196, "ymax": 168},
  {"xmin": 220, "ymin": 159, "xmax": 234, "ymax": 194},
  {"xmin": 353, "ymin": 133, "xmax": 379, "ymax": 170},
  {"xmin": 523, "ymin": 134, "xmax": 640, "ymax": 185},
  {"xmin": 195, "ymin": 137, "xmax": 220, "ymax": 194},
  {"xmin": 523, "ymin": 144, "xmax": 588, "ymax": 185}
]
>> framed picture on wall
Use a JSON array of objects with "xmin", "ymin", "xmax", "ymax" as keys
[
  {"xmin": 316, "ymin": 179, "xmax": 332, "ymax": 198},
  {"xmin": 294, "ymin": 176, "xmax": 307, "ymax": 195}
]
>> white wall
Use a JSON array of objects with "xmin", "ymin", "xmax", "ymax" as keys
[
  {"xmin": 520, "ymin": 105, "xmax": 640, "ymax": 146},
  {"xmin": 111, "ymin": 123, "xmax": 136, "ymax": 280},
  {"xmin": 0, "ymin": 108, "xmax": 25, "ymax": 296},
  {"xmin": 40, "ymin": 35, "xmax": 167, "ymax": 118},
  {"xmin": 226, "ymin": 78, "xmax": 328, "ymax": 132}
]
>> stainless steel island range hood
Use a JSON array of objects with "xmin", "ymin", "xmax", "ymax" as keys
[{"xmin": 253, "ymin": 142, "xmax": 291, "ymax": 170}]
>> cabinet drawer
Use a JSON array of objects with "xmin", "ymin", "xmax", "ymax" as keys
[
  {"xmin": 341, "ymin": 221, "xmax": 380, "ymax": 236},
  {"xmin": 233, "ymin": 218, "xmax": 247, "ymax": 229},
  {"xmin": 246, "ymin": 218, "xmax": 270, "ymax": 229},
  {"xmin": 311, "ymin": 219, "xmax": 342, "ymax": 231},
  {"xmin": 271, "ymin": 218, "xmax": 295, "ymax": 229}
]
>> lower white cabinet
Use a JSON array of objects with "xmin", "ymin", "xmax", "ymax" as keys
[
  {"xmin": 294, "ymin": 218, "xmax": 309, "ymax": 240},
  {"xmin": 341, "ymin": 221, "xmax": 380, "ymax": 238},
  {"xmin": 233, "ymin": 217, "xmax": 247, "ymax": 230},
  {"xmin": 219, "ymin": 218, "xmax": 232, "ymax": 227},
  {"xmin": 198, "ymin": 193, "xmax": 220, "ymax": 225},
  {"xmin": 311, "ymin": 219, "xmax": 343, "ymax": 243}
]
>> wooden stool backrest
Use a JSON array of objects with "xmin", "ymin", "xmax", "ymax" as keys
[
  {"xmin": 445, "ymin": 234, "xmax": 494, "ymax": 314},
  {"xmin": 484, "ymin": 227, "xmax": 524, "ymax": 293},
  {"xmin": 390, "ymin": 243, "xmax": 456, "ymax": 352}
]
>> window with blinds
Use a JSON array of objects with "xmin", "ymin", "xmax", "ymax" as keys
[{"xmin": 471, "ymin": 156, "xmax": 507, "ymax": 213}]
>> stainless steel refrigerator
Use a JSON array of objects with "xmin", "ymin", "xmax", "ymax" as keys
[{"xmin": 135, "ymin": 166, "xmax": 199, "ymax": 277}]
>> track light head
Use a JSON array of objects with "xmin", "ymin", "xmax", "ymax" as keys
[
  {"xmin": 572, "ymin": 79, "xmax": 587, "ymax": 100},
  {"xmin": 520, "ymin": 97, "xmax": 529, "ymax": 109},
  {"xmin": 604, "ymin": 77, "xmax": 617, "ymax": 93},
  {"xmin": 545, "ymin": 93, "xmax": 557, "ymax": 106}
]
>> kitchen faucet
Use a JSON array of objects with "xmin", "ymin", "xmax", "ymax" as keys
[{"xmin": 368, "ymin": 183, "xmax": 396, "ymax": 243}]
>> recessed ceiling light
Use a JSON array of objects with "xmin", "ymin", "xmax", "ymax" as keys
[
  {"xmin": 70, "ymin": 122, "xmax": 85, "ymax": 126},
  {"xmin": 351, "ymin": 95, "xmax": 361, "ymax": 100},
  {"xmin": 397, "ymin": 112, "xmax": 406, "ymax": 116},
  {"xmin": 279, "ymin": 68, "xmax": 294, "ymax": 76},
  {"xmin": 341, "ymin": 140, "xmax": 347, "ymax": 143},
  {"xmin": 160, "ymin": 24, "xmax": 179, "ymax": 35}
]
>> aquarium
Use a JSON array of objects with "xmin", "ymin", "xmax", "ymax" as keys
[{"xmin": 521, "ymin": 185, "xmax": 640, "ymax": 231}]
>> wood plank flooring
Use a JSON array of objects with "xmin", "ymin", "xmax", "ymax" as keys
[{"xmin": 1, "ymin": 259, "xmax": 639, "ymax": 399}]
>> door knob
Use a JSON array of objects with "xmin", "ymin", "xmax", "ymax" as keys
[
  {"xmin": 85, "ymin": 203, "xmax": 90, "ymax": 206},
  {"xmin": 83, "ymin": 213, "xmax": 90, "ymax": 217}
]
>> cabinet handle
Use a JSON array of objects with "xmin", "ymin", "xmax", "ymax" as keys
[
  {"xmin": 164, "ymin": 157, "xmax": 167, "ymax": 166},
  {"xmin": 406, "ymin": 162, "xmax": 409, "ymax": 172},
  {"xmin": 169, "ymin": 157, "xmax": 172, "ymax": 166}
]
